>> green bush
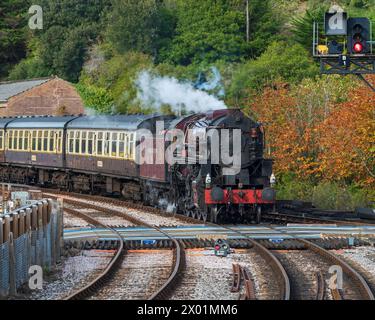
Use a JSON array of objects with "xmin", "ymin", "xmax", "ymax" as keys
[
  {"xmin": 276, "ymin": 174, "xmax": 374, "ymax": 210},
  {"xmin": 228, "ymin": 41, "xmax": 319, "ymax": 99}
]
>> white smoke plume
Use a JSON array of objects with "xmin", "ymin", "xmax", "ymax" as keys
[
  {"xmin": 135, "ymin": 71, "xmax": 227, "ymax": 114},
  {"xmin": 195, "ymin": 67, "xmax": 225, "ymax": 97}
]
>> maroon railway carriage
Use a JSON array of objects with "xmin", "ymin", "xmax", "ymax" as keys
[
  {"xmin": 65, "ymin": 114, "xmax": 175, "ymax": 197},
  {"xmin": 2, "ymin": 116, "xmax": 78, "ymax": 184}
]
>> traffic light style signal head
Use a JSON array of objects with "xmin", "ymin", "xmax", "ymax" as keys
[
  {"xmin": 214, "ymin": 239, "xmax": 230, "ymax": 257},
  {"xmin": 347, "ymin": 18, "xmax": 371, "ymax": 54}
]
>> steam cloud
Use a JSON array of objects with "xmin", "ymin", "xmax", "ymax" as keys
[{"xmin": 135, "ymin": 70, "xmax": 227, "ymax": 114}]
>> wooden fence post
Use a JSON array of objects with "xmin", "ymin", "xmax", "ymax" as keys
[
  {"xmin": 4, "ymin": 216, "xmax": 10, "ymax": 244},
  {"xmin": 12, "ymin": 213, "xmax": 19, "ymax": 239},
  {"xmin": 42, "ymin": 200, "xmax": 48, "ymax": 226},
  {"xmin": 25, "ymin": 208, "xmax": 31, "ymax": 234},
  {"xmin": 19, "ymin": 210, "xmax": 25, "ymax": 237},
  {"xmin": 31, "ymin": 205, "xmax": 38, "ymax": 230}
]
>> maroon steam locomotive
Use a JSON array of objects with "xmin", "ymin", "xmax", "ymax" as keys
[{"xmin": 0, "ymin": 109, "xmax": 275, "ymax": 223}]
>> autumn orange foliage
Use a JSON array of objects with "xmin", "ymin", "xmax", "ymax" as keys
[{"xmin": 247, "ymin": 76, "xmax": 375, "ymax": 187}]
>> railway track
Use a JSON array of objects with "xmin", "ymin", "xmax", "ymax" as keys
[
  {"xmin": 62, "ymin": 206, "xmax": 124, "ymax": 300},
  {"xmin": 257, "ymin": 224, "xmax": 375, "ymax": 300},
  {"xmin": 44, "ymin": 191, "xmax": 185, "ymax": 300},
  {"xmin": 42, "ymin": 190, "xmax": 288, "ymax": 300},
  {"xmin": 39, "ymin": 189, "xmax": 375, "ymax": 300},
  {"xmin": 214, "ymin": 224, "xmax": 290, "ymax": 300},
  {"xmin": 4, "ymin": 184, "xmax": 375, "ymax": 300}
]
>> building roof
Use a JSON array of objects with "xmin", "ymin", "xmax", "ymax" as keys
[{"xmin": 0, "ymin": 78, "xmax": 52, "ymax": 102}]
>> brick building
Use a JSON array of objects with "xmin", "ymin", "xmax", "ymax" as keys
[{"xmin": 0, "ymin": 77, "xmax": 85, "ymax": 117}]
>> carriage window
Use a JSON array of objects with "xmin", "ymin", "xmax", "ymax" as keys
[
  {"xmin": 75, "ymin": 131, "xmax": 81, "ymax": 154},
  {"xmin": 18, "ymin": 131, "xmax": 24, "ymax": 150},
  {"xmin": 81, "ymin": 131, "xmax": 87, "ymax": 154},
  {"xmin": 119, "ymin": 133, "xmax": 125, "ymax": 158},
  {"xmin": 37, "ymin": 131, "xmax": 42, "ymax": 151},
  {"xmin": 32, "ymin": 131, "xmax": 37, "ymax": 151},
  {"xmin": 43, "ymin": 131, "xmax": 48, "ymax": 151},
  {"xmin": 129, "ymin": 133, "xmax": 134, "ymax": 158},
  {"xmin": 0, "ymin": 131, "xmax": 3, "ymax": 150},
  {"xmin": 111, "ymin": 132, "xmax": 118, "ymax": 157},
  {"xmin": 49, "ymin": 131, "xmax": 54, "ymax": 152},
  {"xmin": 24, "ymin": 131, "xmax": 29, "ymax": 150},
  {"xmin": 8, "ymin": 131, "xmax": 12, "ymax": 150},
  {"xmin": 57, "ymin": 131, "xmax": 62, "ymax": 153},
  {"xmin": 88, "ymin": 132, "xmax": 94, "ymax": 155},
  {"xmin": 125, "ymin": 134, "xmax": 129, "ymax": 157},
  {"xmin": 104, "ymin": 132, "xmax": 110, "ymax": 156},
  {"xmin": 68, "ymin": 131, "xmax": 74, "ymax": 153},
  {"xmin": 13, "ymin": 131, "xmax": 18, "ymax": 150},
  {"xmin": 97, "ymin": 132, "xmax": 103, "ymax": 156}
]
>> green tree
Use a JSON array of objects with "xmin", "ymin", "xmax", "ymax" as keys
[
  {"xmin": 9, "ymin": 0, "xmax": 111, "ymax": 82},
  {"xmin": 106, "ymin": 0, "xmax": 176, "ymax": 57},
  {"xmin": 228, "ymin": 41, "xmax": 319, "ymax": 103},
  {"xmin": 0, "ymin": 0, "xmax": 30, "ymax": 79},
  {"xmin": 162, "ymin": 0, "xmax": 280, "ymax": 66}
]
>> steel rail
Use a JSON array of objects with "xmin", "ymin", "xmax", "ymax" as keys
[
  {"xmin": 213, "ymin": 223, "xmax": 291, "ymax": 300},
  {"xmin": 260, "ymin": 224, "xmax": 375, "ymax": 300},
  {"xmin": 315, "ymin": 272, "xmax": 325, "ymax": 300},
  {"xmin": 45, "ymin": 192, "xmax": 185, "ymax": 300},
  {"xmin": 62, "ymin": 207, "xmax": 124, "ymax": 300},
  {"xmin": 41, "ymin": 189, "xmax": 289, "ymax": 301},
  {"xmin": 300, "ymin": 238, "xmax": 374, "ymax": 300},
  {"xmin": 5, "ymin": 185, "xmax": 373, "ymax": 300}
]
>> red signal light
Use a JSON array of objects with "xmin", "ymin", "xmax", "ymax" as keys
[
  {"xmin": 214, "ymin": 245, "xmax": 221, "ymax": 251},
  {"xmin": 353, "ymin": 42, "xmax": 363, "ymax": 53}
]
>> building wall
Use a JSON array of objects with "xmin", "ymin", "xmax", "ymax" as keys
[{"xmin": 0, "ymin": 78, "xmax": 85, "ymax": 117}]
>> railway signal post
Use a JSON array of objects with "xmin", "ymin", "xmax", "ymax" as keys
[{"xmin": 314, "ymin": 10, "xmax": 375, "ymax": 91}]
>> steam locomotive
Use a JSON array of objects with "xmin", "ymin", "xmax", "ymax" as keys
[{"xmin": 0, "ymin": 109, "xmax": 275, "ymax": 223}]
